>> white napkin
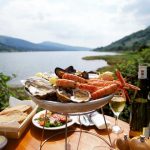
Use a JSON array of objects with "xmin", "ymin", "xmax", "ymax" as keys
[{"xmin": 90, "ymin": 111, "xmax": 111, "ymax": 129}]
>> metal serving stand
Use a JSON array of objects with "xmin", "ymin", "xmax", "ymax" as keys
[{"xmin": 30, "ymin": 94, "xmax": 114, "ymax": 150}]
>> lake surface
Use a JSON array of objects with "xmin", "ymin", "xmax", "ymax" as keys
[{"xmin": 0, "ymin": 51, "xmax": 117, "ymax": 85}]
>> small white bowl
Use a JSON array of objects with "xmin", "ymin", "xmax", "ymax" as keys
[{"xmin": 0, "ymin": 135, "xmax": 7, "ymax": 150}]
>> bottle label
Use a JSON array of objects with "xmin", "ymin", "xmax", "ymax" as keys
[
  {"xmin": 143, "ymin": 127, "xmax": 149, "ymax": 138},
  {"xmin": 138, "ymin": 65, "xmax": 147, "ymax": 79}
]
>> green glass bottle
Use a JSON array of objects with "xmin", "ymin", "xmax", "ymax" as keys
[
  {"xmin": 143, "ymin": 65, "xmax": 150, "ymax": 138},
  {"xmin": 129, "ymin": 65, "xmax": 149, "ymax": 138}
]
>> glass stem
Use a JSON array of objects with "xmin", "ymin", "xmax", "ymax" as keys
[{"xmin": 115, "ymin": 115, "xmax": 119, "ymax": 126}]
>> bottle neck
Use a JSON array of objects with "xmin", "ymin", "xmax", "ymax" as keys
[{"xmin": 135, "ymin": 79, "xmax": 148, "ymax": 99}]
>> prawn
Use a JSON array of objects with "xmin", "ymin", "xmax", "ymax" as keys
[
  {"xmin": 88, "ymin": 80, "xmax": 120, "ymax": 87},
  {"xmin": 56, "ymin": 79, "xmax": 76, "ymax": 88},
  {"xmin": 76, "ymin": 83, "xmax": 99, "ymax": 93},
  {"xmin": 62, "ymin": 73, "xmax": 87, "ymax": 83},
  {"xmin": 88, "ymin": 79, "xmax": 140, "ymax": 91},
  {"xmin": 91, "ymin": 83, "xmax": 118, "ymax": 99}
]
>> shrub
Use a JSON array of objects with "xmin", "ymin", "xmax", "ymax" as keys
[{"xmin": 0, "ymin": 73, "xmax": 11, "ymax": 110}]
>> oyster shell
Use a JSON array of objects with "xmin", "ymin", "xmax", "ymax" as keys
[
  {"xmin": 56, "ymin": 88, "xmax": 72, "ymax": 102},
  {"xmin": 56, "ymin": 88, "xmax": 91, "ymax": 103},
  {"xmin": 24, "ymin": 77, "xmax": 56, "ymax": 100},
  {"xmin": 71, "ymin": 89, "xmax": 91, "ymax": 103}
]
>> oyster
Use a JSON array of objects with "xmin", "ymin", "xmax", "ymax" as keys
[
  {"xmin": 24, "ymin": 77, "xmax": 56, "ymax": 100},
  {"xmin": 56, "ymin": 88, "xmax": 91, "ymax": 103},
  {"xmin": 71, "ymin": 89, "xmax": 91, "ymax": 103},
  {"xmin": 56, "ymin": 88, "xmax": 72, "ymax": 102}
]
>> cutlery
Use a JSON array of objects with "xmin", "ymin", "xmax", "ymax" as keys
[{"xmin": 79, "ymin": 115, "xmax": 90, "ymax": 126}]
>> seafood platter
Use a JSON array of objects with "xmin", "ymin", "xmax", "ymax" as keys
[{"xmin": 23, "ymin": 66, "xmax": 140, "ymax": 114}]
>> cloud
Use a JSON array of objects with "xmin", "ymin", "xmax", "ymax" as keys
[
  {"xmin": 122, "ymin": 0, "xmax": 150, "ymax": 26},
  {"xmin": 0, "ymin": 0, "xmax": 149, "ymax": 47}
]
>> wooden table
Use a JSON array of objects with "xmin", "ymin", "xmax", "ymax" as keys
[{"xmin": 4, "ymin": 116, "xmax": 129, "ymax": 150}]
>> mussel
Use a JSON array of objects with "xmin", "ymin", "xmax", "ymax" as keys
[
  {"xmin": 77, "ymin": 71, "xmax": 89, "ymax": 79},
  {"xmin": 55, "ymin": 66, "xmax": 89, "ymax": 79},
  {"xmin": 55, "ymin": 66, "xmax": 76, "ymax": 78},
  {"xmin": 65, "ymin": 66, "xmax": 76, "ymax": 73},
  {"xmin": 55, "ymin": 67, "xmax": 65, "ymax": 78}
]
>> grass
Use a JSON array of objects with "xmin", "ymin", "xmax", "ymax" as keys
[{"xmin": 83, "ymin": 53, "xmax": 127, "ymax": 72}]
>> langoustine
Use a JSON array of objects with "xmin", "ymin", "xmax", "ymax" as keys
[
  {"xmin": 91, "ymin": 83, "xmax": 118, "ymax": 100},
  {"xmin": 55, "ymin": 69, "xmax": 140, "ymax": 101}
]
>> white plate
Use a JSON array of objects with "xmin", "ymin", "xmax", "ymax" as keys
[
  {"xmin": 74, "ymin": 112, "xmax": 111, "ymax": 129},
  {"xmin": 32, "ymin": 110, "xmax": 76, "ymax": 130},
  {"xmin": 74, "ymin": 115, "xmax": 94, "ymax": 126}
]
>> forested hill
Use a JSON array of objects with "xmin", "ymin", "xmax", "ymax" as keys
[
  {"xmin": 0, "ymin": 35, "xmax": 90, "ymax": 52},
  {"xmin": 94, "ymin": 26, "xmax": 150, "ymax": 52}
]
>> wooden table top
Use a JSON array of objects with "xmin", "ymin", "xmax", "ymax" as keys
[{"xmin": 4, "ymin": 115, "xmax": 129, "ymax": 150}]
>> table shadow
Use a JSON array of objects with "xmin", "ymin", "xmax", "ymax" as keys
[{"xmin": 30, "ymin": 124, "xmax": 76, "ymax": 142}]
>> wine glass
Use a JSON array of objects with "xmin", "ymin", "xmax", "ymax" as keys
[{"xmin": 109, "ymin": 89, "xmax": 126, "ymax": 134}]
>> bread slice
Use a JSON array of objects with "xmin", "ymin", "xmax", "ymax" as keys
[
  {"xmin": 0, "ymin": 105, "xmax": 31, "ymax": 115},
  {"xmin": 0, "ymin": 110, "xmax": 28, "ymax": 123}
]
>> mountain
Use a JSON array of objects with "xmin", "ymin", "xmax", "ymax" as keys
[
  {"xmin": 39, "ymin": 41, "xmax": 90, "ymax": 51},
  {"xmin": 0, "ymin": 35, "xmax": 90, "ymax": 52},
  {"xmin": 94, "ymin": 26, "xmax": 150, "ymax": 51}
]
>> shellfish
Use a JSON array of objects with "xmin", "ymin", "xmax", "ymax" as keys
[
  {"xmin": 24, "ymin": 77, "xmax": 56, "ymax": 100},
  {"xmin": 71, "ymin": 89, "xmax": 91, "ymax": 103},
  {"xmin": 56, "ymin": 88, "xmax": 91, "ymax": 103},
  {"xmin": 56, "ymin": 88, "xmax": 72, "ymax": 102}
]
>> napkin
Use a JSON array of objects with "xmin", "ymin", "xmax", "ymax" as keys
[{"xmin": 90, "ymin": 111, "xmax": 111, "ymax": 129}]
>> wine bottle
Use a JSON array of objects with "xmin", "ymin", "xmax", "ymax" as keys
[
  {"xmin": 129, "ymin": 64, "xmax": 149, "ymax": 138},
  {"xmin": 143, "ymin": 65, "xmax": 150, "ymax": 138},
  {"xmin": 147, "ymin": 91, "xmax": 150, "ymax": 138}
]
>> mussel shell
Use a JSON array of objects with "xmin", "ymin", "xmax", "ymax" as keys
[
  {"xmin": 55, "ymin": 67, "xmax": 66, "ymax": 78},
  {"xmin": 80, "ymin": 71, "xmax": 89, "ymax": 79},
  {"xmin": 65, "ymin": 66, "xmax": 76, "ymax": 73},
  {"xmin": 55, "ymin": 66, "xmax": 76, "ymax": 78},
  {"xmin": 25, "ymin": 77, "xmax": 56, "ymax": 100},
  {"xmin": 55, "ymin": 66, "xmax": 88, "ymax": 79},
  {"xmin": 71, "ymin": 89, "xmax": 91, "ymax": 103}
]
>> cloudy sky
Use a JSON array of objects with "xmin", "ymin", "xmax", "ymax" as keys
[{"xmin": 0, "ymin": 0, "xmax": 150, "ymax": 48}]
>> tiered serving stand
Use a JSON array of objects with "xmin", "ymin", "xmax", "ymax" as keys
[{"xmin": 30, "ymin": 93, "xmax": 114, "ymax": 150}]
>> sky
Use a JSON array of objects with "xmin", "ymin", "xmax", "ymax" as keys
[{"xmin": 0, "ymin": 0, "xmax": 150, "ymax": 48}]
